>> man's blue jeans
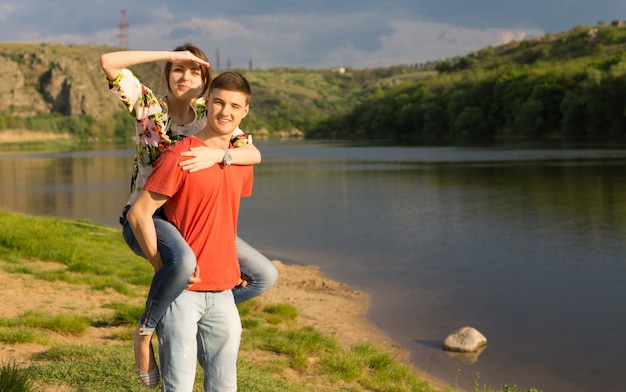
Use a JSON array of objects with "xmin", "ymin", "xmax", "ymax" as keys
[
  {"xmin": 157, "ymin": 289, "xmax": 241, "ymax": 391},
  {"xmin": 121, "ymin": 208, "xmax": 278, "ymax": 334}
]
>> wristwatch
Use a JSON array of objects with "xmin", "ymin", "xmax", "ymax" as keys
[{"xmin": 221, "ymin": 148, "xmax": 232, "ymax": 167}]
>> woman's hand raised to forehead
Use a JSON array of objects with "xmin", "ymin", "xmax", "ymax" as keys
[{"xmin": 169, "ymin": 51, "xmax": 211, "ymax": 67}]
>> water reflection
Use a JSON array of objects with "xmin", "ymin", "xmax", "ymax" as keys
[{"xmin": 0, "ymin": 149, "xmax": 131, "ymax": 226}]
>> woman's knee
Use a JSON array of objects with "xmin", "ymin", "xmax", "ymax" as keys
[
  {"xmin": 162, "ymin": 245, "xmax": 196, "ymax": 278},
  {"xmin": 261, "ymin": 261, "xmax": 279, "ymax": 287}
]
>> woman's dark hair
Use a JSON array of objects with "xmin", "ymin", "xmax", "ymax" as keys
[{"xmin": 163, "ymin": 43, "xmax": 212, "ymax": 97}]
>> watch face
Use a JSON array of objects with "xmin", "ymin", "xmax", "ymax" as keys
[{"xmin": 224, "ymin": 150, "xmax": 232, "ymax": 166}]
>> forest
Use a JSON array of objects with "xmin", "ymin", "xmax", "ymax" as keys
[{"xmin": 309, "ymin": 22, "xmax": 626, "ymax": 144}]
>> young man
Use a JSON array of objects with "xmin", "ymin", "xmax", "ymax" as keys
[{"xmin": 127, "ymin": 71, "xmax": 253, "ymax": 391}]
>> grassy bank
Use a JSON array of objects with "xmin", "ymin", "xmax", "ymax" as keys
[{"xmin": 0, "ymin": 210, "xmax": 538, "ymax": 391}]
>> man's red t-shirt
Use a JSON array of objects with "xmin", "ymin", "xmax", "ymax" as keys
[{"xmin": 144, "ymin": 136, "xmax": 253, "ymax": 291}]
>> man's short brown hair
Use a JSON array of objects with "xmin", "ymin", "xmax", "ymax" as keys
[{"xmin": 209, "ymin": 71, "xmax": 251, "ymax": 104}]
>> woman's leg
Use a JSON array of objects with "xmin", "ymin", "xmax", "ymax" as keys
[
  {"xmin": 122, "ymin": 212, "xmax": 196, "ymax": 386},
  {"xmin": 124, "ymin": 214, "xmax": 275, "ymax": 308},
  {"xmin": 123, "ymin": 215, "xmax": 196, "ymax": 332},
  {"xmin": 233, "ymin": 236, "xmax": 278, "ymax": 304}
]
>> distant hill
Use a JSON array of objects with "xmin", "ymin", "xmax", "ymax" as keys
[
  {"xmin": 0, "ymin": 42, "xmax": 433, "ymax": 140},
  {"xmin": 310, "ymin": 22, "xmax": 626, "ymax": 143},
  {"xmin": 435, "ymin": 21, "xmax": 626, "ymax": 73},
  {"xmin": 5, "ymin": 23, "xmax": 626, "ymax": 144}
]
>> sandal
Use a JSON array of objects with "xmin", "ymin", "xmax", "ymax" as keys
[{"xmin": 137, "ymin": 364, "xmax": 160, "ymax": 388}]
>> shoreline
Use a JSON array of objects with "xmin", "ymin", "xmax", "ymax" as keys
[
  {"xmin": 0, "ymin": 129, "xmax": 70, "ymax": 143},
  {"xmin": 262, "ymin": 260, "xmax": 451, "ymax": 390},
  {"xmin": 0, "ymin": 133, "xmax": 452, "ymax": 389},
  {"xmin": 0, "ymin": 257, "xmax": 451, "ymax": 390}
]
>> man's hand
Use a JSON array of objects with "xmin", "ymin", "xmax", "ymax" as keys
[
  {"xmin": 179, "ymin": 146, "xmax": 224, "ymax": 173},
  {"xmin": 186, "ymin": 264, "xmax": 201, "ymax": 289},
  {"xmin": 237, "ymin": 278, "xmax": 248, "ymax": 288}
]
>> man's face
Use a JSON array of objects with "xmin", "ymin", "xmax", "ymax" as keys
[
  {"xmin": 168, "ymin": 61, "xmax": 205, "ymax": 99},
  {"xmin": 207, "ymin": 88, "xmax": 249, "ymax": 136}
]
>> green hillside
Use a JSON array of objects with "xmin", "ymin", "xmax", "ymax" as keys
[
  {"xmin": 3, "ymin": 22, "xmax": 626, "ymax": 144},
  {"xmin": 310, "ymin": 22, "xmax": 626, "ymax": 144},
  {"xmin": 241, "ymin": 66, "xmax": 435, "ymax": 137},
  {"xmin": 0, "ymin": 42, "xmax": 432, "ymax": 141}
]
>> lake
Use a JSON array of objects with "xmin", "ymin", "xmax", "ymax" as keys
[{"xmin": 2, "ymin": 140, "xmax": 626, "ymax": 391}]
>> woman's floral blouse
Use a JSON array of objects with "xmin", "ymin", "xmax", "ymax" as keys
[{"xmin": 107, "ymin": 68, "xmax": 207, "ymax": 205}]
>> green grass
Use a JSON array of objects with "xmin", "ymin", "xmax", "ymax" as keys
[
  {"xmin": 4, "ymin": 311, "xmax": 90, "ymax": 336},
  {"xmin": 0, "ymin": 312, "xmax": 89, "ymax": 345},
  {"xmin": 0, "ymin": 327, "xmax": 47, "ymax": 345},
  {"xmin": 0, "ymin": 210, "xmax": 152, "ymax": 294},
  {"xmin": 104, "ymin": 302, "xmax": 145, "ymax": 326},
  {"xmin": 30, "ymin": 345, "xmax": 148, "ymax": 391},
  {"xmin": 0, "ymin": 210, "xmax": 541, "ymax": 392},
  {"xmin": 0, "ymin": 358, "xmax": 41, "ymax": 392}
]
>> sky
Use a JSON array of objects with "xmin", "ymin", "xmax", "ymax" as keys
[{"xmin": 0, "ymin": 1, "xmax": 625, "ymax": 69}]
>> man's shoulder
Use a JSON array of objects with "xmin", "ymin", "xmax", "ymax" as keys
[
  {"xmin": 154, "ymin": 139, "xmax": 190, "ymax": 169},
  {"xmin": 168, "ymin": 136, "xmax": 198, "ymax": 153}
]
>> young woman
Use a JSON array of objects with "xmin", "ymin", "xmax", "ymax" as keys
[{"xmin": 100, "ymin": 43, "xmax": 278, "ymax": 388}]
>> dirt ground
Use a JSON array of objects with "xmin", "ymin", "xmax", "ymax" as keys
[{"xmin": 0, "ymin": 259, "xmax": 449, "ymax": 390}]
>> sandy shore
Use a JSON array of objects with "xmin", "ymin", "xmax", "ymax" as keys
[
  {"xmin": 0, "ymin": 258, "xmax": 449, "ymax": 389},
  {"xmin": 255, "ymin": 261, "xmax": 450, "ymax": 389},
  {"xmin": 0, "ymin": 129, "xmax": 70, "ymax": 143}
]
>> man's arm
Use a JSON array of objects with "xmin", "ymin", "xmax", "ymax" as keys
[{"xmin": 126, "ymin": 190, "xmax": 169, "ymax": 271}]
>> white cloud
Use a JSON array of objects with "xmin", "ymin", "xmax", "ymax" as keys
[
  {"xmin": 0, "ymin": 1, "xmax": 604, "ymax": 68},
  {"xmin": 114, "ymin": 12, "xmax": 546, "ymax": 69},
  {"xmin": 0, "ymin": 3, "xmax": 16, "ymax": 21},
  {"xmin": 146, "ymin": 5, "xmax": 176, "ymax": 23},
  {"xmin": 315, "ymin": 19, "xmax": 545, "ymax": 68}
]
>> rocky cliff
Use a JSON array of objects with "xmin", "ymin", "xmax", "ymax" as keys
[
  {"xmin": 0, "ymin": 42, "xmax": 389, "ymax": 137},
  {"xmin": 0, "ymin": 42, "xmax": 164, "ymax": 119}
]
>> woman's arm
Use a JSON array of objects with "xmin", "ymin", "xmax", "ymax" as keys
[
  {"xmin": 100, "ymin": 50, "xmax": 211, "ymax": 81},
  {"xmin": 100, "ymin": 51, "xmax": 171, "ymax": 81},
  {"xmin": 229, "ymin": 144, "xmax": 262, "ymax": 165},
  {"xmin": 178, "ymin": 143, "xmax": 262, "ymax": 173}
]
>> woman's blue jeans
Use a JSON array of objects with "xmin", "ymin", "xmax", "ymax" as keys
[
  {"xmin": 121, "ymin": 208, "xmax": 278, "ymax": 334},
  {"xmin": 232, "ymin": 236, "xmax": 279, "ymax": 304}
]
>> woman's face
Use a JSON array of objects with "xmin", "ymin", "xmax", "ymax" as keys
[{"xmin": 168, "ymin": 61, "xmax": 205, "ymax": 99}]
